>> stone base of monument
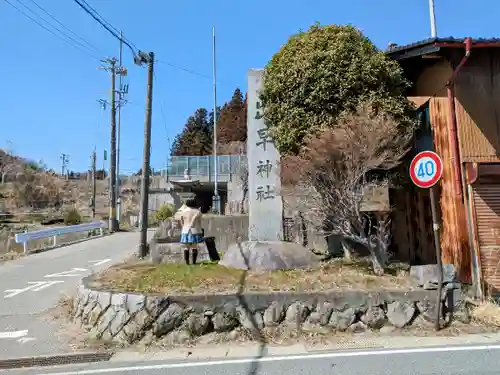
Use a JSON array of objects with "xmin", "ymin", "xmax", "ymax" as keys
[
  {"xmin": 150, "ymin": 239, "xmax": 211, "ymax": 265},
  {"xmin": 219, "ymin": 241, "xmax": 320, "ymax": 271}
]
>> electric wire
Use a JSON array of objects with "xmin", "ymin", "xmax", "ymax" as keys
[
  {"xmin": 72, "ymin": 1, "xmax": 217, "ymax": 82},
  {"xmin": 153, "ymin": 72, "xmax": 169, "ymax": 144},
  {"xmin": 3, "ymin": 0, "xmax": 101, "ymax": 60},
  {"xmin": 13, "ymin": 0, "xmax": 100, "ymax": 58},
  {"xmin": 156, "ymin": 59, "xmax": 233, "ymax": 86},
  {"xmin": 79, "ymin": 0, "xmax": 139, "ymax": 51},
  {"xmin": 25, "ymin": 0, "xmax": 103, "ymax": 55},
  {"xmin": 155, "ymin": 59, "xmax": 214, "ymax": 81},
  {"xmin": 73, "ymin": 0, "xmax": 138, "ymax": 55},
  {"xmin": 153, "ymin": 72, "xmax": 170, "ymax": 171}
]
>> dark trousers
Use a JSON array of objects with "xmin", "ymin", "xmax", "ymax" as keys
[{"xmin": 183, "ymin": 247, "xmax": 198, "ymax": 265}]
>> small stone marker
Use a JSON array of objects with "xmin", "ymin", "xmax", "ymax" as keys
[{"xmin": 246, "ymin": 69, "xmax": 284, "ymax": 241}]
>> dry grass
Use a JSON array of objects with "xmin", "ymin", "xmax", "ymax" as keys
[
  {"xmin": 471, "ymin": 300, "xmax": 500, "ymax": 328},
  {"xmin": 53, "ymin": 293, "xmax": 75, "ymax": 319},
  {"xmin": 0, "ymin": 250, "xmax": 23, "ymax": 263},
  {"xmin": 88, "ymin": 258, "xmax": 413, "ymax": 295}
]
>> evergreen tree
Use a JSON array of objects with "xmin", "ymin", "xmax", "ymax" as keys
[
  {"xmin": 171, "ymin": 108, "xmax": 214, "ymax": 156},
  {"xmin": 170, "ymin": 89, "xmax": 246, "ymax": 157},
  {"xmin": 217, "ymin": 88, "xmax": 247, "ymax": 145}
]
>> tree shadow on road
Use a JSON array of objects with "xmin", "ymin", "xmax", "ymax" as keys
[{"xmin": 234, "ymin": 239, "xmax": 267, "ymax": 375}]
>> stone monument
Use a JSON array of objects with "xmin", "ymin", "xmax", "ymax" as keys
[
  {"xmin": 247, "ymin": 69, "xmax": 284, "ymax": 241},
  {"xmin": 219, "ymin": 69, "xmax": 319, "ymax": 271}
]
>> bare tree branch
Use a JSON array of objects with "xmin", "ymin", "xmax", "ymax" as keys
[{"xmin": 282, "ymin": 104, "xmax": 414, "ymax": 275}]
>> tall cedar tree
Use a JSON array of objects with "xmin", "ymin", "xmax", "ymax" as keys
[
  {"xmin": 171, "ymin": 108, "xmax": 214, "ymax": 156},
  {"xmin": 171, "ymin": 88, "xmax": 246, "ymax": 157},
  {"xmin": 217, "ymin": 88, "xmax": 247, "ymax": 144}
]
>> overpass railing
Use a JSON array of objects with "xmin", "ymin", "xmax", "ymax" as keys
[{"xmin": 160, "ymin": 155, "xmax": 247, "ymax": 178}]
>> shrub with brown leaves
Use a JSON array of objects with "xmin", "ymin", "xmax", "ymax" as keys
[{"xmin": 282, "ymin": 104, "xmax": 415, "ymax": 275}]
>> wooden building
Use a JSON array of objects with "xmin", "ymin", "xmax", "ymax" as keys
[{"xmin": 388, "ymin": 37, "xmax": 500, "ymax": 297}]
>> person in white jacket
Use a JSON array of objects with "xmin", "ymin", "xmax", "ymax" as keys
[{"xmin": 178, "ymin": 199, "xmax": 203, "ymax": 265}]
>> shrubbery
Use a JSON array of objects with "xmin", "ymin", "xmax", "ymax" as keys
[
  {"xmin": 155, "ymin": 204, "xmax": 176, "ymax": 222},
  {"xmin": 64, "ymin": 207, "xmax": 82, "ymax": 226}
]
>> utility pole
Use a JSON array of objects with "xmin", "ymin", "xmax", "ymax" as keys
[
  {"xmin": 116, "ymin": 30, "xmax": 128, "ymax": 227},
  {"xmin": 429, "ymin": 0, "xmax": 437, "ymax": 38},
  {"xmin": 212, "ymin": 26, "xmax": 220, "ymax": 214},
  {"xmin": 91, "ymin": 151, "xmax": 96, "ymax": 218},
  {"xmin": 60, "ymin": 153, "xmax": 69, "ymax": 177},
  {"xmin": 100, "ymin": 58, "xmax": 118, "ymax": 232},
  {"xmin": 98, "ymin": 98, "xmax": 108, "ymax": 182},
  {"xmin": 137, "ymin": 51, "xmax": 155, "ymax": 258}
]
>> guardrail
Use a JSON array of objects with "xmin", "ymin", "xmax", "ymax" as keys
[{"xmin": 14, "ymin": 221, "xmax": 106, "ymax": 254}]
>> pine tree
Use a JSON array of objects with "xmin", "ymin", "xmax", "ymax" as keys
[
  {"xmin": 171, "ymin": 108, "xmax": 214, "ymax": 156},
  {"xmin": 217, "ymin": 88, "xmax": 247, "ymax": 146}
]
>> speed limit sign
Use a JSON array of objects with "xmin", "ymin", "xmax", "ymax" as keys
[
  {"xmin": 410, "ymin": 150, "xmax": 444, "ymax": 328},
  {"xmin": 409, "ymin": 151, "xmax": 443, "ymax": 188}
]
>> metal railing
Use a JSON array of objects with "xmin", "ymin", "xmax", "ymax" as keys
[
  {"xmin": 14, "ymin": 221, "xmax": 106, "ymax": 254},
  {"xmin": 160, "ymin": 155, "xmax": 246, "ymax": 178}
]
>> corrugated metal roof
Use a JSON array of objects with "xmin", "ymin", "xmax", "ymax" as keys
[{"xmin": 386, "ymin": 37, "xmax": 500, "ymax": 54}]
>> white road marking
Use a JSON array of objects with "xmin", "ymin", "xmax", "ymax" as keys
[
  {"xmin": 89, "ymin": 259, "xmax": 111, "ymax": 266},
  {"xmin": 44, "ymin": 268, "xmax": 88, "ymax": 278},
  {"xmin": 4, "ymin": 286, "xmax": 33, "ymax": 299},
  {"xmin": 17, "ymin": 336, "xmax": 36, "ymax": 344},
  {"xmin": 29, "ymin": 280, "xmax": 64, "ymax": 291},
  {"xmin": 4, "ymin": 281, "xmax": 64, "ymax": 298},
  {"xmin": 0, "ymin": 330, "xmax": 28, "ymax": 339},
  {"xmin": 41, "ymin": 344, "xmax": 500, "ymax": 375}
]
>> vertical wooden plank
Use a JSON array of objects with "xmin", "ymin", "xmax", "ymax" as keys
[{"xmin": 429, "ymin": 97, "xmax": 471, "ymax": 282}]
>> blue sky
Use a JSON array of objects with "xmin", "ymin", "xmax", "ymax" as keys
[{"xmin": 0, "ymin": 0, "xmax": 497, "ymax": 174}]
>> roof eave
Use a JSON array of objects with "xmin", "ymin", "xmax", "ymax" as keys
[
  {"xmin": 388, "ymin": 44, "xmax": 441, "ymax": 61},
  {"xmin": 388, "ymin": 38, "xmax": 500, "ymax": 61}
]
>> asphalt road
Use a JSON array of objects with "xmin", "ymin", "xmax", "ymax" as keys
[
  {"xmin": 0, "ymin": 231, "xmax": 152, "ymax": 360},
  {"xmin": 5, "ymin": 343, "xmax": 500, "ymax": 375}
]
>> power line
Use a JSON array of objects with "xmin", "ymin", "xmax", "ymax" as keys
[
  {"xmin": 153, "ymin": 72, "xmax": 169, "ymax": 140},
  {"xmin": 156, "ymin": 59, "xmax": 214, "ymax": 81},
  {"xmin": 3, "ymin": 0, "xmax": 100, "ymax": 60},
  {"xmin": 156, "ymin": 59, "xmax": 232, "ymax": 87},
  {"xmin": 24, "ymin": 0, "xmax": 103, "ymax": 54},
  {"xmin": 72, "ymin": 0, "xmax": 138, "ymax": 55},
  {"xmin": 73, "ymin": 0, "xmax": 214, "ymax": 82},
  {"xmin": 153, "ymin": 72, "xmax": 170, "ymax": 174},
  {"xmin": 13, "ymin": 0, "xmax": 100, "ymax": 57},
  {"xmin": 80, "ymin": 0, "xmax": 120, "ymax": 34},
  {"xmin": 80, "ymin": 0, "xmax": 138, "ymax": 51},
  {"xmin": 73, "ymin": 1, "xmax": 210, "ymax": 81}
]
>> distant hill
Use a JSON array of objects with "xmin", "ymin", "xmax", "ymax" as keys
[{"xmin": 0, "ymin": 149, "xmax": 147, "ymax": 223}]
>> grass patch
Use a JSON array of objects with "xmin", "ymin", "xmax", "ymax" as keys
[{"xmin": 88, "ymin": 258, "xmax": 413, "ymax": 295}]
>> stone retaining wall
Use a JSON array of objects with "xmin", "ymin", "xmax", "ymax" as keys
[{"xmin": 70, "ymin": 277, "xmax": 456, "ymax": 346}]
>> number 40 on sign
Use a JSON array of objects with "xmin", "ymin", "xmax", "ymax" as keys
[{"xmin": 410, "ymin": 151, "xmax": 443, "ymax": 189}]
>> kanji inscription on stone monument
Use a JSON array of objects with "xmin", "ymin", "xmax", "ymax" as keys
[{"xmin": 246, "ymin": 69, "xmax": 283, "ymax": 241}]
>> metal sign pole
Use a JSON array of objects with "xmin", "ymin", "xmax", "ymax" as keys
[
  {"xmin": 410, "ymin": 151, "xmax": 444, "ymax": 331},
  {"xmin": 429, "ymin": 186, "xmax": 443, "ymax": 330}
]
